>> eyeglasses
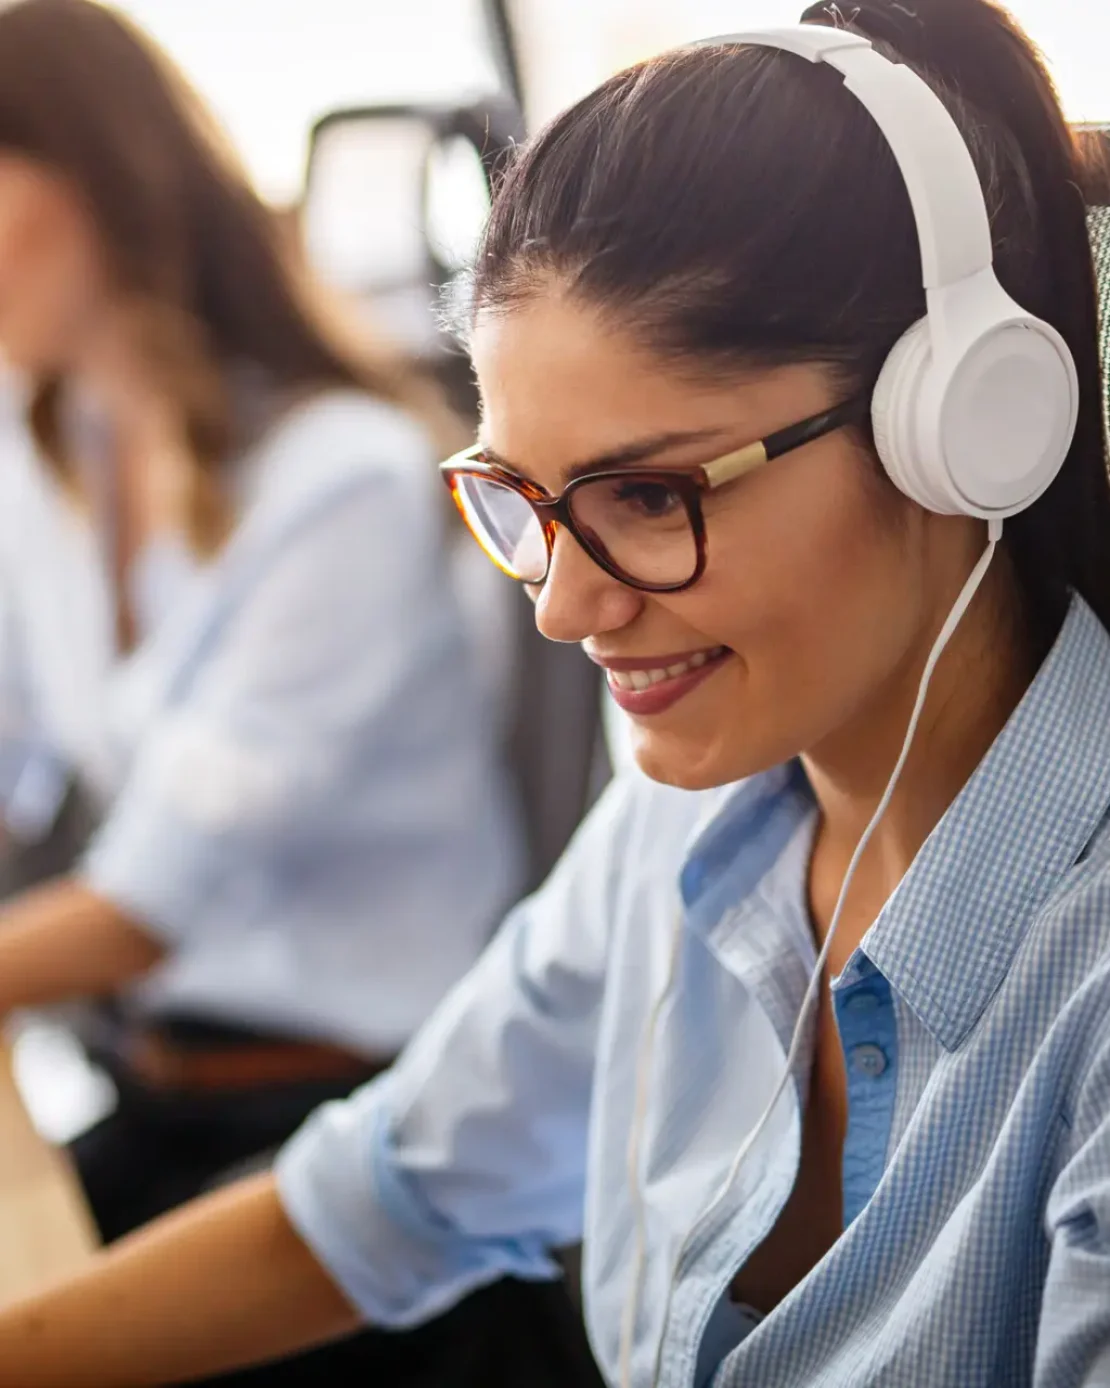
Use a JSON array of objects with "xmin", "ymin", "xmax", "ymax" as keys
[{"xmin": 440, "ymin": 393, "xmax": 870, "ymax": 594}]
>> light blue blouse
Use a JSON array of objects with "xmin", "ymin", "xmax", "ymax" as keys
[
  {"xmin": 0, "ymin": 388, "xmax": 523, "ymax": 1053},
  {"xmin": 278, "ymin": 594, "xmax": 1110, "ymax": 1385}
]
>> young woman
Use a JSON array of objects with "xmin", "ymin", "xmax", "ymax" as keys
[
  {"xmin": 0, "ymin": 0, "xmax": 520, "ymax": 1258},
  {"xmin": 0, "ymin": 0, "xmax": 1108, "ymax": 1385}
]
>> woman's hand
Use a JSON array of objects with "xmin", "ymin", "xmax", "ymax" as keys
[
  {"xmin": 0, "ymin": 1173, "xmax": 361, "ymax": 1386},
  {"xmin": 0, "ymin": 879, "xmax": 166, "ymax": 1018}
]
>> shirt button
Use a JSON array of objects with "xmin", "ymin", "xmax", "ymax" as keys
[
  {"xmin": 844, "ymin": 989, "xmax": 881, "ymax": 1015},
  {"xmin": 850, "ymin": 1044, "xmax": 888, "ymax": 1078}
]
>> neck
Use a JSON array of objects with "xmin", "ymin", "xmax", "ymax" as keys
[{"xmin": 803, "ymin": 570, "xmax": 1038, "ymax": 967}]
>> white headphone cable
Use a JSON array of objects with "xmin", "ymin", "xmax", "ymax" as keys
[{"xmin": 618, "ymin": 518, "xmax": 1003, "ymax": 1388}]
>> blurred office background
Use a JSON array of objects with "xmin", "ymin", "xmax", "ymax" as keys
[
  {"xmin": 113, "ymin": 0, "xmax": 1109, "ymax": 207},
  {"xmin": 11, "ymin": 0, "xmax": 1109, "ymax": 1144}
]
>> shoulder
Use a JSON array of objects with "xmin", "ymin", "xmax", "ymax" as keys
[
  {"xmin": 264, "ymin": 389, "xmax": 431, "ymax": 466},
  {"xmin": 591, "ymin": 766, "xmax": 721, "ymax": 855},
  {"xmin": 239, "ymin": 389, "xmax": 435, "ymax": 516},
  {"xmin": 503, "ymin": 769, "xmax": 719, "ymax": 976},
  {"xmin": 549, "ymin": 767, "xmax": 739, "ymax": 917},
  {"xmin": 230, "ymin": 390, "xmax": 438, "ymax": 552}
]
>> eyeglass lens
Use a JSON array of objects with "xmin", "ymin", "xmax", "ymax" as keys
[{"xmin": 454, "ymin": 471, "xmax": 697, "ymax": 587}]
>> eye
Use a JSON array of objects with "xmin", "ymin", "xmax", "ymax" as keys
[{"xmin": 609, "ymin": 478, "xmax": 684, "ymax": 518}]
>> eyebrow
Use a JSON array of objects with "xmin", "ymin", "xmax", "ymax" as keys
[{"xmin": 479, "ymin": 428, "xmax": 731, "ymax": 484}]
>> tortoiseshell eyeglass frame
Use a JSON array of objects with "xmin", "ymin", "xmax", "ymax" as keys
[{"xmin": 440, "ymin": 393, "xmax": 871, "ymax": 593}]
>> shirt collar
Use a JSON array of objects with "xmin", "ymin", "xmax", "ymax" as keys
[
  {"xmin": 864, "ymin": 594, "xmax": 1110, "ymax": 1051},
  {"xmin": 679, "ymin": 762, "xmax": 818, "ymax": 1067},
  {"xmin": 679, "ymin": 761, "xmax": 813, "ymax": 939}
]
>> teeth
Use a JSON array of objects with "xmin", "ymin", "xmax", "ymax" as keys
[{"xmin": 609, "ymin": 648, "xmax": 724, "ymax": 693}]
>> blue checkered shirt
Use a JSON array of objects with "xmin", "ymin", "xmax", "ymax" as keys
[{"xmin": 278, "ymin": 593, "xmax": 1110, "ymax": 1386}]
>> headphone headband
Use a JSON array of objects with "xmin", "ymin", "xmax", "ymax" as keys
[{"xmin": 697, "ymin": 26, "xmax": 992, "ymax": 290}]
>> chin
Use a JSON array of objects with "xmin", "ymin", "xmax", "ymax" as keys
[
  {"xmin": 631, "ymin": 730, "xmax": 754, "ymax": 792},
  {"xmin": 627, "ymin": 696, "xmax": 804, "ymax": 790}
]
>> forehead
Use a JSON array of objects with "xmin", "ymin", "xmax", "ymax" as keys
[
  {"xmin": 0, "ymin": 154, "xmax": 67, "ymax": 201},
  {"xmin": 472, "ymin": 296, "xmax": 711, "ymax": 448},
  {"xmin": 470, "ymin": 295, "xmax": 837, "ymax": 478}
]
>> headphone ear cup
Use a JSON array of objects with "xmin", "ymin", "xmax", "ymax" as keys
[
  {"xmin": 937, "ymin": 316, "xmax": 1078, "ymax": 515},
  {"xmin": 872, "ymin": 305, "xmax": 1078, "ymax": 517},
  {"xmin": 871, "ymin": 318, "xmax": 936, "ymax": 509}
]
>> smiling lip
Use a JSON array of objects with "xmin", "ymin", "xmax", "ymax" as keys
[{"xmin": 586, "ymin": 645, "xmax": 731, "ymax": 716}]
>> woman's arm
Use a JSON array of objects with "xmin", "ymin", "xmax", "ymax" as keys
[
  {"xmin": 0, "ymin": 773, "xmax": 652, "ymax": 1384},
  {"xmin": 78, "ymin": 450, "xmax": 455, "ymax": 956},
  {"xmin": 0, "ymin": 879, "xmax": 164, "ymax": 1016},
  {"xmin": 0, "ymin": 1173, "xmax": 360, "ymax": 1388}
]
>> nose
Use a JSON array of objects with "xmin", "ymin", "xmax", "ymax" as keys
[{"xmin": 532, "ymin": 525, "xmax": 642, "ymax": 643}]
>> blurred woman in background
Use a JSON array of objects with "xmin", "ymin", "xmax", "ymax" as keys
[{"xmin": 0, "ymin": 0, "xmax": 521, "ymax": 1252}]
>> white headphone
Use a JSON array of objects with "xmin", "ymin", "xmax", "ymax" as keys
[
  {"xmin": 703, "ymin": 24, "xmax": 1079, "ymax": 519},
  {"xmin": 620, "ymin": 25, "xmax": 1078, "ymax": 1387}
]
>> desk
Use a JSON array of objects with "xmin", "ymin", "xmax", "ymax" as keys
[{"xmin": 0, "ymin": 1042, "xmax": 96, "ymax": 1305}]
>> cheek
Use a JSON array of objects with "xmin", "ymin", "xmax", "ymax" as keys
[
  {"xmin": 700, "ymin": 462, "xmax": 899, "ymax": 632},
  {"xmin": 668, "ymin": 460, "xmax": 923, "ymax": 763},
  {"xmin": 0, "ymin": 215, "xmax": 100, "ymax": 366}
]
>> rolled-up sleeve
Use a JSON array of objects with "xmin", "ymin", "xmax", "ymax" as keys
[
  {"xmin": 274, "ymin": 775, "xmax": 639, "ymax": 1327},
  {"xmin": 81, "ymin": 448, "xmax": 438, "ymax": 941}
]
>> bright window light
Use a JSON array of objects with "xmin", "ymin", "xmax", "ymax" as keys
[
  {"xmin": 109, "ymin": 1, "xmax": 1109, "ymax": 202},
  {"xmin": 509, "ymin": 0, "xmax": 1110, "ymax": 127},
  {"xmin": 113, "ymin": 0, "xmax": 498, "ymax": 202}
]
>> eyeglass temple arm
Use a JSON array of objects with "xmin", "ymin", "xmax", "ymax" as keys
[{"xmin": 702, "ymin": 394, "xmax": 872, "ymax": 488}]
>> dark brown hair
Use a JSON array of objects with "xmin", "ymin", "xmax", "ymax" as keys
[
  {"xmin": 473, "ymin": 0, "xmax": 1110, "ymax": 650},
  {"xmin": 0, "ymin": 0, "xmax": 437, "ymax": 552}
]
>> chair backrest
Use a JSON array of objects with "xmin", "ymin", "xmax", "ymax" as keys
[
  {"xmin": 504, "ymin": 584, "xmax": 610, "ymax": 893},
  {"xmin": 449, "ymin": 528, "xmax": 610, "ymax": 891},
  {"xmin": 1083, "ymin": 125, "xmax": 1110, "ymax": 412},
  {"xmin": 1090, "ymin": 202, "xmax": 1110, "ymax": 395}
]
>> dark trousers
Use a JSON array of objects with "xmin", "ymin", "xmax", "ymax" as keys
[{"xmin": 70, "ymin": 1057, "xmax": 603, "ymax": 1387}]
